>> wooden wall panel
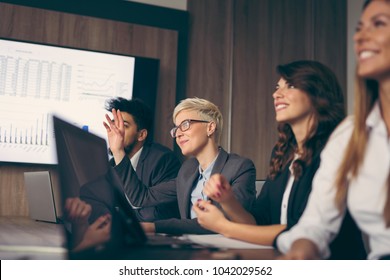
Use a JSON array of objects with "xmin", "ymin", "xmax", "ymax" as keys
[
  {"xmin": 312, "ymin": 0, "xmax": 347, "ymax": 98},
  {"xmin": 0, "ymin": 164, "xmax": 61, "ymax": 216},
  {"xmin": 187, "ymin": 0, "xmax": 347, "ymax": 179},
  {"xmin": 231, "ymin": 0, "xmax": 314, "ymax": 179},
  {"xmin": 0, "ymin": 3, "xmax": 179, "ymax": 215},
  {"xmin": 186, "ymin": 0, "xmax": 233, "ymax": 149},
  {"xmin": 0, "ymin": 165, "xmax": 30, "ymax": 216}
]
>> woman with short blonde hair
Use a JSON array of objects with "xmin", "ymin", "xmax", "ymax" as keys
[{"xmin": 106, "ymin": 97, "xmax": 256, "ymax": 235}]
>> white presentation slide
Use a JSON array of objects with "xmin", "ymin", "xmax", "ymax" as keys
[{"xmin": 0, "ymin": 39, "xmax": 135, "ymax": 164}]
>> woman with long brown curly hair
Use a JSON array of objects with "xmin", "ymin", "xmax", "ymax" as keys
[
  {"xmin": 277, "ymin": 0, "xmax": 390, "ymax": 260},
  {"xmin": 193, "ymin": 60, "xmax": 365, "ymax": 259}
]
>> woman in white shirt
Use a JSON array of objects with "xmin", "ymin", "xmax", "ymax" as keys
[{"xmin": 277, "ymin": 0, "xmax": 390, "ymax": 260}]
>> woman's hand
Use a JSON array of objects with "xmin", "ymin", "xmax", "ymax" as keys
[
  {"xmin": 203, "ymin": 174, "xmax": 235, "ymax": 204},
  {"xmin": 193, "ymin": 200, "xmax": 228, "ymax": 233},
  {"xmin": 278, "ymin": 239, "xmax": 321, "ymax": 260}
]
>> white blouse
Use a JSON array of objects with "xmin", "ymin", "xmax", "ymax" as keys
[
  {"xmin": 277, "ymin": 102, "xmax": 390, "ymax": 259},
  {"xmin": 280, "ymin": 155, "xmax": 299, "ymax": 225}
]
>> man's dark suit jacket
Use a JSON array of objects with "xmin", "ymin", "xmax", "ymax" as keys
[
  {"xmin": 80, "ymin": 142, "xmax": 181, "ymax": 222},
  {"xmin": 122, "ymin": 142, "xmax": 181, "ymax": 221},
  {"xmin": 257, "ymin": 150, "xmax": 366, "ymax": 259},
  {"xmin": 114, "ymin": 147, "xmax": 256, "ymax": 235}
]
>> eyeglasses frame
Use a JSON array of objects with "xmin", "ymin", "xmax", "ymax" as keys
[{"xmin": 170, "ymin": 119, "xmax": 210, "ymax": 138}]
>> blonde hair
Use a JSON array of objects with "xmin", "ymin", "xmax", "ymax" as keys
[{"xmin": 173, "ymin": 97, "xmax": 223, "ymax": 144}]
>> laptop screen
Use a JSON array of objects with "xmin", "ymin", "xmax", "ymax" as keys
[{"xmin": 53, "ymin": 115, "xmax": 146, "ymax": 258}]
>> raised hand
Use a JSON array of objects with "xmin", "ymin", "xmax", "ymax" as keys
[{"xmin": 103, "ymin": 109, "xmax": 126, "ymax": 164}]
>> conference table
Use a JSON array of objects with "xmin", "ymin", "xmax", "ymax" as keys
[{"xmin": 0, "ymin": 216, "xmax": 281, "ymax": 260}]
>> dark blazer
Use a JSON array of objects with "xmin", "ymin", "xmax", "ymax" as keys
[
  {"xmin": 114, "ymin": 147, "xmax": 256, "ymax": 235},
  {"xmin": 123, "ymin": 142, "xmax": 181, "ymax": 221},
  {"xmin": 253, "ymin": 153, "xmax": 320, "ymax": 229},
  {"xmin": 262, "ymin": 150, "xmax": 366, "ymax": 259},
  {"xmin": 80, "ymin": 142, "xmax": 181, "ymax": 222}
]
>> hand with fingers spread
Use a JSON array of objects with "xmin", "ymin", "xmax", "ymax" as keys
[
  {"xmin": 103, "ymin": 108, "xmax": 126, "ymax": 165},
  {"xmin": 203, "ymin": 174, "xmax": 235, "ymax": 204},
  {"xmin": 193, "ymin": 199, "xmax": 228, "ymax": 233}
]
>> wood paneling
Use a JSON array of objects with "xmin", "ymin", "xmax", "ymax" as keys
[
  {"xmin": 0, "ymin": 164, "xmax": 60, "ymax": 216},
  {"xmin": 186, "ymin": 0, "xmax": 234, "ymax": 149},
  {"xmin": 187, "ymin": 0, "xmax": 347, "ymax": 179},
  {"xmin": 231, "ymin": 0, "xmax": 314, "ymax": 179},
  {"xmin": 0, "ymin": 2, "xmax": 183, "ymax": 215},
  {"xmin": 312, "ymin": 0, "xmax": 347, "ymax": 96}
]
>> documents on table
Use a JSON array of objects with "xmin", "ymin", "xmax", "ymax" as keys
[{"xmin": 181, "ymin": 234, "xmax": 273, "ymax": 249}]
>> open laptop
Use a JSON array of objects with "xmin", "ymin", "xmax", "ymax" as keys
[
  {"xmin": 52, "ymin": 116, "xmax": 203, "ymax": 259},
  {"xmin": 24, "ymin": 171, "xmax": 59, "ymax": 223}
]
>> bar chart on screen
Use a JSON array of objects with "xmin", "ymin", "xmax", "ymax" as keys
[
  {"xmin": 0, "ymin": 100, "xmax": 55, "ymax": 164},
  {"xmin": 0, "ymin": 39, "xmax": 136, "ymax": 165},
  {"xmin": 0, "ymin": 114, "xmax": 49, "ymax": 146}
]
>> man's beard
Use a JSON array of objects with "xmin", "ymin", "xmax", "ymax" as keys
[
  {"xmin": 108, "ymin": 141, "xmax": 137, "ymax": 156},
  {"xmin": 124, "ymin": 141, "xmax": 137, "ymax": 155}
]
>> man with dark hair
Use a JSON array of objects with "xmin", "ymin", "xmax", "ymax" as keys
[
  {"xmin": 82, "ymin": 97, "xmax": 181, "ymax": 222},
  {"xmin": 105, "ymin": 97, "xmax": 153, "ymax": 157}
]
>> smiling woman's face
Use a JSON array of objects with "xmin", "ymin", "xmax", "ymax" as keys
[
  {"xmin": 273, "ymin": 78, "xmax": 314, "ymax": 130},
  {"xmin": 174, "ymin": 109, "xmax": 210, "ymax": 157},
  {"xmin": 354, "ymin": 0, "xmax": 390, "ymax": 81}
]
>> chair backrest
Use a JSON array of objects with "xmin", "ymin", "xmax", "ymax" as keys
[{"xmin": 255, "ymin": 180, "xmax": 266, "ymax": 197}]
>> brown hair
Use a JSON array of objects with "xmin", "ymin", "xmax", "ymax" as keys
[{"xmin": 269, "ymin": 60, "xmax": 345, "ymax": 180}]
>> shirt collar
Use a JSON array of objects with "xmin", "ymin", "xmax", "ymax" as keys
[
  {"xmin": 288, "ymin": 153, "xmax": 300, "ymax": 174},
  {"xmin": 198, "ymin": 152, "xmax": 219, "ymax": 180},
  {"xmin": 130, "ymin": 146, "xmax": 143, "ymax": 171}
]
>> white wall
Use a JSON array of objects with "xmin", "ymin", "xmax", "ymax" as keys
[
  {"xmin": 347, "ymin": 0, "xmax": 365, "ymax": 115},
  {"xmin": 127, "ymin": 0, "xmax": 187, "ymax": 10}
]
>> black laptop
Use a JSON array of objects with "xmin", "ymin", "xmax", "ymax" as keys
[{"xmin": 53, "ymin": 116, "xmax": 206, "ymax": 259}]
